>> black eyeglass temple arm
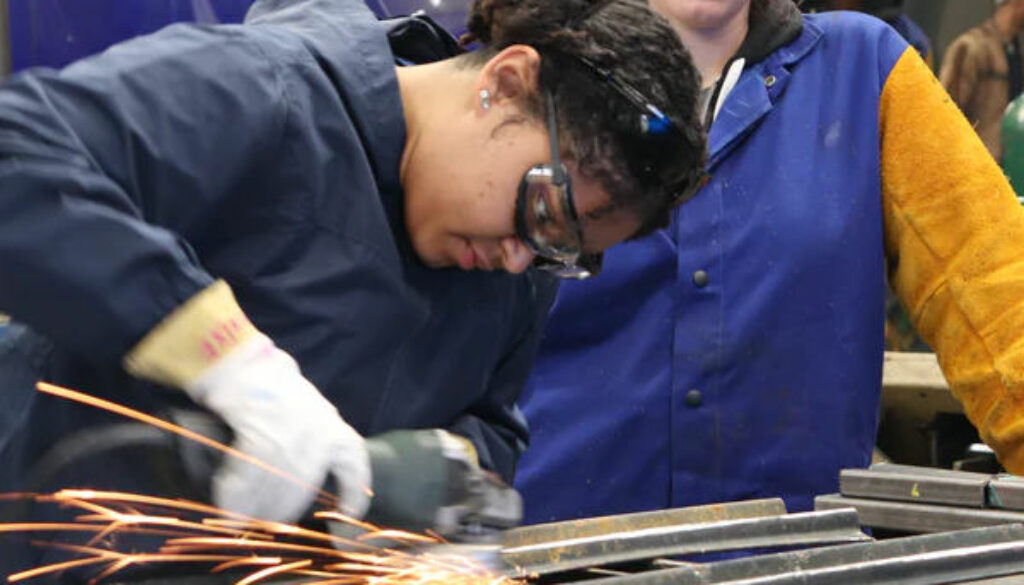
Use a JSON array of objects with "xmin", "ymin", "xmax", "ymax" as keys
[{"xmin": 544, "ymin": 91, "xmax": 567, "ymax": 185}]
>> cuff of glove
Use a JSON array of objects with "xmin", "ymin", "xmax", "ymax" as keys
[
  {"xmin": 440, "ymin": 432, "xmax": 480, "ymax": 468},
  {"xmin": 123, "ymin": 280, "xmax": 259, "ymax": 388}
]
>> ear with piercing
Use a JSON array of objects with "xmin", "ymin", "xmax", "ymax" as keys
[{"xmin": 479, "ymin": 89, "xmax": 492, "ymax": 110}]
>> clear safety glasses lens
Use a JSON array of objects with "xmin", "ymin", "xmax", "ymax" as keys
[{"xmin": 516, "ymin": 164, "xmax": 602, "ymax": 279}]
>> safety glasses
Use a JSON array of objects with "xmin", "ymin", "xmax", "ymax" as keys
[
  {"xmin": 515, "ymin": 92, "xmax": 600, "ymax": 279},
  {"xmin": 515, "ymin": 59, "xmax": 695, "ymax": 280}
]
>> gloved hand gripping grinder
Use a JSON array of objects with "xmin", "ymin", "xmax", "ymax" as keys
[
  {"xmin": 34, "ymin": 410, "xmax": 522, "ymax": 541},
  {"xmin": 362, "ymin": 429, "xmax": 522, "ymax": 540}
]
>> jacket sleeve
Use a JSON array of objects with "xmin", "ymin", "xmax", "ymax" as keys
[
  {"xmin": 0, "ymin": 25, "xmax": 289, "ymax": 362},
  {"xmin": 446, "ymin": 276, "xmax": 559, "ymax": 483},
  {"xmin": 938, "ymin": 36, "xmax": 978, "ymax": 118},
  {"xmin": 880, "ymin": 46, "xmax": 1024, "ymax": 473}
]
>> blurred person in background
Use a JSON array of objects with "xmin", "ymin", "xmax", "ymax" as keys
[
  {"xmin": 515, "ymin": 0, "xmax": 1024, "ymax": 525},
  {"xmin": 941, "ymin": 0, "xmax": 1024, "ymax": 160}
]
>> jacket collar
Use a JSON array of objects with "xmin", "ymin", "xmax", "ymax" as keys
[
  {"xmin": 769, "ymin": 11, "xmax": 823, "ymax": 68},
  {"xmin": 706, "ymin": 11, "xmax": 822, "ymax": 167},
  {"xmin": 735, "ymin": 0, "xmax": 804, "ymax": 66},
  {"xmin": 703, "ymin": 0, "xmax": 809, "ymax": 129}
]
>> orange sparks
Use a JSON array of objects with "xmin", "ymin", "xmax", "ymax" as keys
[
  {"xmin": 159, "ymin": 536, "xmax": 352, "ymax": 559},
  {"xmin": 51, "ymin": 488, "xmax": 258, "ymax": 521},
  {"xmin": 1, "ymin": 490, "xmax": 516, "ymax": 584},
  {"xmin": 210, "ymin": 556, "xmax": 282, "ymax": 573},
  {"xmin": 235, "ymin": 559, "xmax": 312, "ymax": 585},
  {"xmin": 7, "ymin": 557, "xmax": 112, "ymax": 583},
  {"xmin": 34, "ymin": 382, "xmax": 339, "ymax": 509},
  {"xmin": 0, "ymin": 383, "xmax": 518, "ymax": 585},
  {"xmin": 356, "ymin": 529, "xmax": 439, "ymax": 544},
  {"xmin": 315, "ymin": 510, "xmax": 381, "ymax": 532}
]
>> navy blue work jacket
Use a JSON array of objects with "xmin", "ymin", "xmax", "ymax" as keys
[
  {"xmin": 0, "ymin": 0, "xmax": 554, "ymax": 516},
  {"xmin": 517, "ymin": 13, "xmax": 907, "ymax": 522}
]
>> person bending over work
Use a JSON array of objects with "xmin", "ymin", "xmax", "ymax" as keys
[{"xmin": 0, "ymin": 0, "xmax": 705, "ymax": 569}]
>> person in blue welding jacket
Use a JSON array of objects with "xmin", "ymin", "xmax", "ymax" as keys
[
  {"xmin": 0, "ymin": 0, "xmax": 705, "ymax": 568},
  {"xmin": 515, "ymin": 0, "xmax": 1024, "ymax": 526}
]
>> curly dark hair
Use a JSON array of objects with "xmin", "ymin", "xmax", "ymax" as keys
[{"xmin": 458, "ymin": 0, "xmax": 706, "ymax": 238}]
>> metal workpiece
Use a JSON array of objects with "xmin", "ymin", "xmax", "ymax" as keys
[
  {"xmin": 580, "ymin": 524, "xmax": 1024, "ymax": 585},
  {"xmin": 987, "ymin": 475, "xmax": 1024, "ymax": 511},
  {"xmin": 500, "ymin": 508, "xmax": 869, "ymax": 578},
  {"xmin": 836, "ymin": 464, "xmax": 1024, "ymax": 513},
  {"xmin": 504, "ymin": 499, "xmax": 788, "ymax": 548},
  {"xmin": 839, "ymin": 464, "xmax": 990, "ymax": 507},
  {"xmin": 815, "ymin": 493, "xmax": 1024, "ymax": 533}
]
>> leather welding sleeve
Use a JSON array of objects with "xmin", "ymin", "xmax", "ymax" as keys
[
  {"xmin": 0, "ymin": 25, "xmax": 288, "ymax": 362},
  {"xmin": 446, "ymin": 276, "xmax": 559, "ymax": 483},
  {"xmin": 880, "ymin": 46, "xmax": 1024, "ymax": 473}
]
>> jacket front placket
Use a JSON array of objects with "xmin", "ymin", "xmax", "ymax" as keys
[{"xmin": 667, "ymin": 52, "xmax": 800, "ymax": 504}]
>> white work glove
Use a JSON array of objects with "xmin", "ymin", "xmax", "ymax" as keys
[
  {"xmin": 124, "ymin": 280, "xmax": 370, "ymax": 523},
  {"xmin": 185, "ymin": 333, "xmax": 370, "ymax": 523}
]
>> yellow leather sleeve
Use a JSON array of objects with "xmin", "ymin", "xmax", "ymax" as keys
[
  {"xmin": 123, "ymin": 279, "xmax": 258, "ymax": 387},
  {"xmin": 881, "ymin": 48, "xmax": 1024, "ymax": 473}
]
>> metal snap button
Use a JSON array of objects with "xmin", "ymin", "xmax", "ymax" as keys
[
  {"xmin": 685, "ymin": 389, "xmax": 703, "ymax": 408},
  {"xmin": 692, "ymin": 270, "xmax": 709, "ymax": 288}
]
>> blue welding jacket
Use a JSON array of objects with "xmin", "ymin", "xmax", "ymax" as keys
[
  {"xmin": 0, "ymin": 0, "xmax": 555, "ymax": 571},
  {"xmin": 516, "ymin": 12, "xmax": 904, "ymax": 524}
]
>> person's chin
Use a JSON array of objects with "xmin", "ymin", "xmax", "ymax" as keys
[
  {"xmin": 681, "ymin": 2, "xmax": 745, "ymax": 29},
  {"xmin": 685, "ymin": 13, "xmax": 732, "ymax": 29}
]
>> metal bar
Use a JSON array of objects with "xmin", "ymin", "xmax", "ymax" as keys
[
  {"xmin": 678, "ymin": 540, "xmax": 1024, "ymax": 585},
  {"xmin": 500, "ymin": 508, "xmax": 869, "ymax": 578},
  {"xmin": 503, "ymin": 498, "xmax": 787, "ymax": 548},
  {"xmin": 987, "ymin": 475, "xmax": 1024, "ymax": 511},
  {"xmin": 815, "ymin": 494, "xmax": 1024, "ymax": 533},
  {"xmin": 840, "ymin": 464, "xmax": 989, "ymax": 507},
  {"xmin": 653, "ymin": 559, "xmax": 699, "ymax": 569},
  {"xmin": 585, "ymin": 568, "xmax": 634, "ymax": 577},
  {"xmin": 861, "ymin": 463, "xmax": 988, "ymax": 479},
  {"xmin": 581, "ymin": 524, "xmax": 1024, "ymax": 585}
]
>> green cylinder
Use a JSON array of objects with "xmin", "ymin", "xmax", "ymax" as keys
[{"xmin": 1001, "ymin": 93, "xmax": 1024, "ymax": 202}]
